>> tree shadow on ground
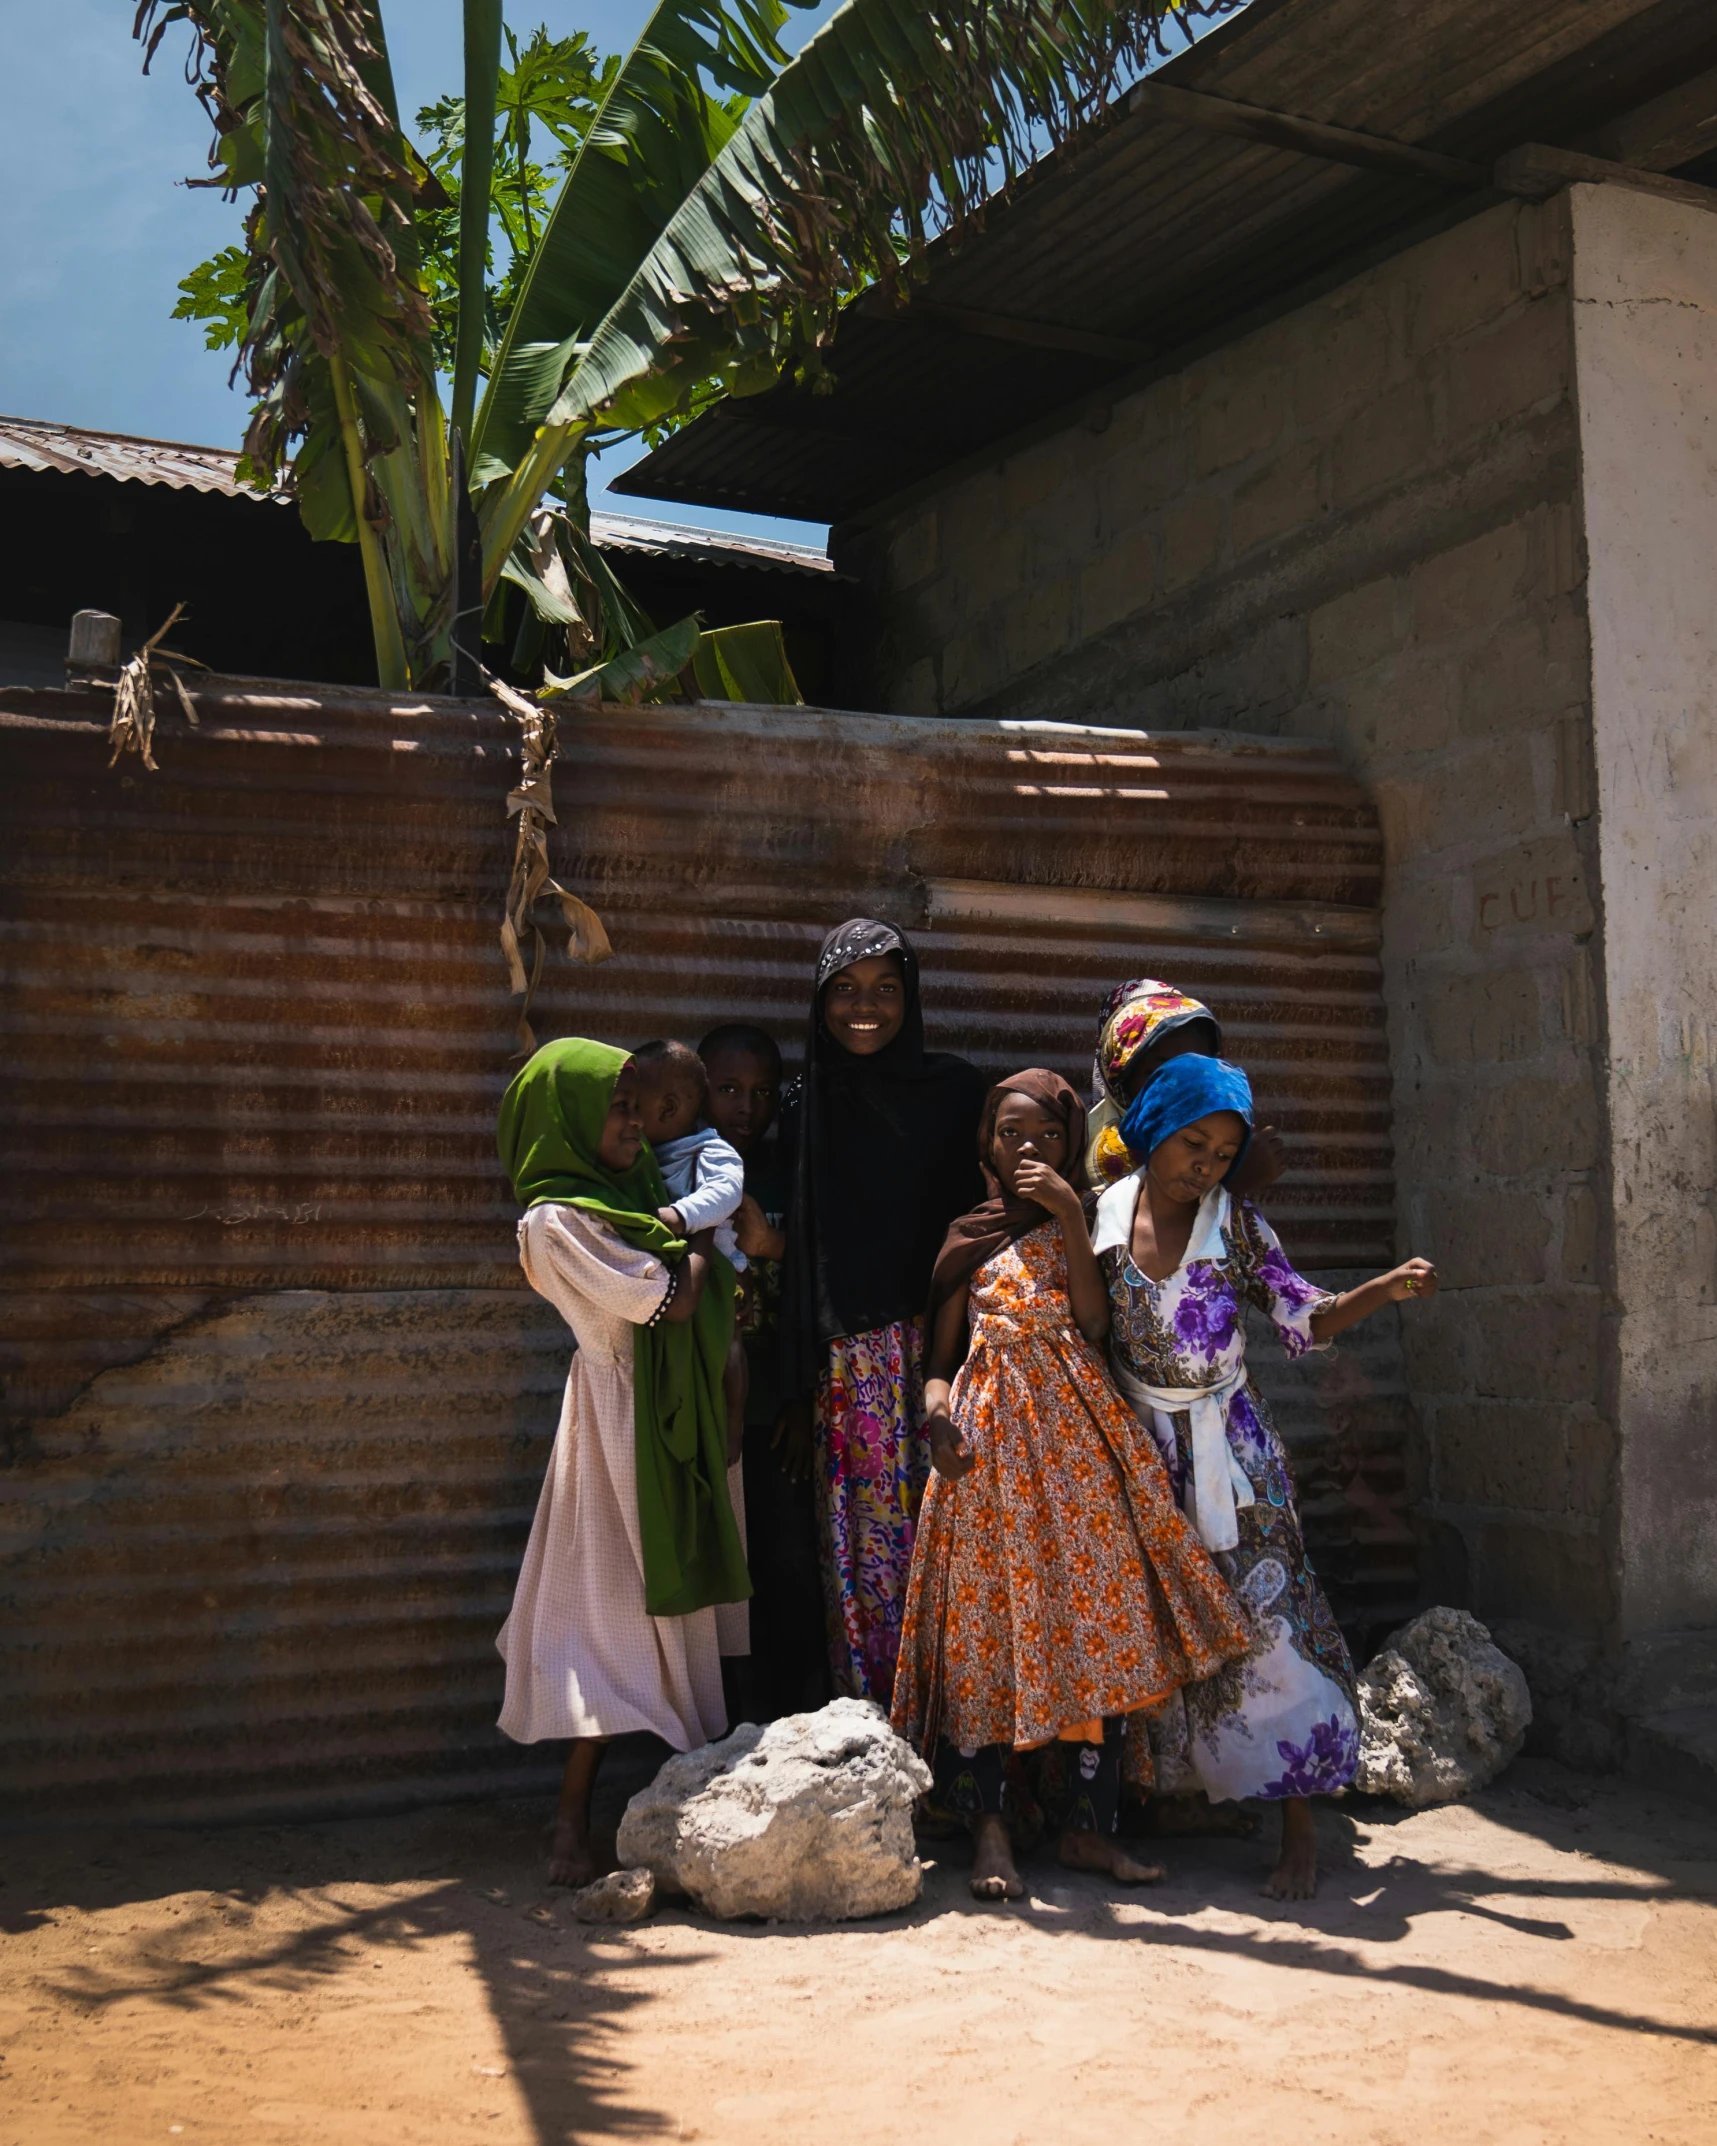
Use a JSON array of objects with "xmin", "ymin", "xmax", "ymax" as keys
[
  {"xmin": 7, "ymin": 1748, "xmax": 1714, "ymax": 2144},
  {"xmin": 3, "ymin": 1733, "xmax": 704, "ymax": 2145},
  {"xmin": 675, "ymin": 1750, "xmax": 1717, "ymax": 2052}
]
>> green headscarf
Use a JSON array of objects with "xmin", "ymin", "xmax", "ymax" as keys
[{"xmin": 497, "ymin": 1037, "xmax": 749, "ymax": 1619}]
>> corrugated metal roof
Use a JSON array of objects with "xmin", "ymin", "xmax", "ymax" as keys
[
  {"xmin": 0, "ymin": 677, "xmax": 1403, "ymax": 1819},
  {"xmin": 0, "ymin": 414, "xmax": 833, "ymax": 573},
  {"xmin": 618, "ymin": 0, "xmax": 1717, "ymax": 524},
  {"xmin": 0, "ymin": 416, "xmax": 284, "ymax": 500},
  {"xmin": 587, "ymin": 508, "xmax": 833, "ymax": 576}
]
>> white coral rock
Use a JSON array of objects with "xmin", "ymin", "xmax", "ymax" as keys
[
  {"xmin": 616, "ymin": 1697, "xmax": 932, "ymax": 1922},
  {"xmin": 1356, "ymin": 1605, "xmax": 1532, "ymax": 1807}
]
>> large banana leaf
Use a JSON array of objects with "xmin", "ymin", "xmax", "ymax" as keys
[
  {"xmin": 542, "ymin": 615, "xmax": 703, "ymax": 703},
  {"xmin": 481, "ymin": 0, "xmax": 1235, "ymax": 583},
  {"xmin": 691, "ymin": 620, "xmax": 803, "ymax": 703},
  {"xmin": 563, "ymin": 0, "xmax": 1236, "ymax": 428},
  {"xmin": 470, "ymin": 0, "xmax": 803, "ymax": 482}
]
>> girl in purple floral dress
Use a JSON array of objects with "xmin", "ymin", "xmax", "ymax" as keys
[{"xmin": 1095, "ymin": 1052, "xmax": 1436, "ymax": 1898}]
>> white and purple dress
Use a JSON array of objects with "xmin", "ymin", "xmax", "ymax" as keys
[{"xmin": 1095, "ymin": 1179, "xmax": 1359, "ymax": 1802}]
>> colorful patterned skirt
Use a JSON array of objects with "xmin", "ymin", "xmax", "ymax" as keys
[
  {"xmin": 1136, "ymin": 1384, "xmax": 1361, "ymax": 1801},
  {"xmin": 813, "ymin": 1319, "xmax": 927, "ymax": 1701},
  {"xmin": 890, "ymin": 1227, "xmax": 1254, "ymax": 1775}
]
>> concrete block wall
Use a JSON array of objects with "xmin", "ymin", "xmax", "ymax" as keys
[{"xmin": 845, "ymin": 195, "xmax": 1617, "ymax": 1682}]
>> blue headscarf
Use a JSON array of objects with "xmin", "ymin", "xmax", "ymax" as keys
[{"xmin": 1119, "ymin": 1054, "xmax": 1254, "ymax": 1176}]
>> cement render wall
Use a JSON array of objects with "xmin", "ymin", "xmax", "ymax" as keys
[
  {"xmin": 847, "ymin": 196, "xmax": 1617, "ymax": 1685},
  {"xmin": 1573, "ymin": 184, "xmax": 1717, "ymax": 1673}
]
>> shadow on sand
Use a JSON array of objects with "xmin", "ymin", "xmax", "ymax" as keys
[{"xmin": 8, "ymin": 1747, "xmax": 1715, "ymax": 2144}]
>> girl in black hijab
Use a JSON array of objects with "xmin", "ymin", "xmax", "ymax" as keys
[{"xmin": 778, "ymin": 919, "xmax": 984, "ymax": 1700}]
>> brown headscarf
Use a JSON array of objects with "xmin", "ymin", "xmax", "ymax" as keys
[{"xmin": 927, "ymin": 1070, "xmax": 1088, "ymax": 1319}]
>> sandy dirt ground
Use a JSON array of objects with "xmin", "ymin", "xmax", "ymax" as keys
[{"xmin": 4, "ymin": 1751, "xmax": 1714, "ymax": 2146}]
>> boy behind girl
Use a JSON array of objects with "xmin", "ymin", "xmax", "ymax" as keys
[{"xmin": 700, "ymin": 1023, "xmax": 831, "ymax": 1721}]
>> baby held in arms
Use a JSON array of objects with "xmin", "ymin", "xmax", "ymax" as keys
[{"xmin": 633, "ymin": 1039, "xmax": 749, "ymax": 1461}]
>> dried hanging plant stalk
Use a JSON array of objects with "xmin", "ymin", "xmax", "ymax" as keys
[
  {"xmin": 486, "ymin": 671, "xmax": 612, "ymax": 1055},
  {"xmin": 107, "ymin": 604, "xmax": 207, "ymax": 770}
]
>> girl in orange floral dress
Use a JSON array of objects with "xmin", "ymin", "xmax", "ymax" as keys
[{"xmin": 891, "ymin": 1070, "xmax": 1253, "ymax": 1902}]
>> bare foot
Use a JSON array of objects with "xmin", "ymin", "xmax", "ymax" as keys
[
  {"xmin": 547, "ymin": 1816, "xmax": 598, "ymax": 1889},
  {"xmin": 969, "ymin": 1813, "xmax": 1024, "ymax": 1901},
  {"xmin": 1261, "ymin": 1797, "xmax": 1318, "ymax": 1900},
  {"xmin": 1140, "ymin": 1791, "xmax": 1260, "ymax": 1839},
  {"xmin": 1057, "ymin": 1830, "xmax": 1165, "ymax": 1885}
]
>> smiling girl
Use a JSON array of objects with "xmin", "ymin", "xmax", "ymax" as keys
[
  {"xmin": 1096, "ymin": 1053, "xmax": 1436, "ymax": 1899},
  {"xmin": 891, "ymin": 1072, "xmax": 1254, "ymax": 1902},
  {"xmin": 777, "ymin": 920, "xmax": 984, "ymax": 1702},
  {"xmin": 494, "ymin": 1039, "xmax": 750, "ymax": 1886}
]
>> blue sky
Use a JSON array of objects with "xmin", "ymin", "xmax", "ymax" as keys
[{"xmin": 0, "ymin": 0, "xmax": 833, "ymax": 545}]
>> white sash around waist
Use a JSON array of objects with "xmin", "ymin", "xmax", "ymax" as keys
[{"xmin": 1109, "ymin": 1355, "xmax": 1254, "ymax": 1554}]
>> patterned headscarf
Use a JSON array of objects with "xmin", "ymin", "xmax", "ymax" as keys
[{"xmin": 1085, "ymin": 977, "xmax": 1223, "ymax": 1188}]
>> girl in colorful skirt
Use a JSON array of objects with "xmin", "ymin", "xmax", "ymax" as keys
[
  {"xmin": 1095, "ymin": 1051, "xmax": 1436, "ymax": 1899},
  {"xmin": 891, "ymin": 1071, "xmax": 1254, "ymax": 1901},
  {"xmin": 777, "ymin": 920, "xmax": 984, "ymax": 1702}
]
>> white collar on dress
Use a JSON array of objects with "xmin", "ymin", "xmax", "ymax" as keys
[{"xmin": 1091, "ymin": 1171, "xmax": 1231, "ymax": 1270}]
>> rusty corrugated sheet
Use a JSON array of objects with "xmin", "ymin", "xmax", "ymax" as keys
[{"xmin": 0, "ymin": 677, "xmax": 1401, "ymax": 1819}]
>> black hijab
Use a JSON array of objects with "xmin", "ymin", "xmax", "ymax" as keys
[{"xmin": 780, "ymin": 919, "xmax": 984, "ymax": 1400}]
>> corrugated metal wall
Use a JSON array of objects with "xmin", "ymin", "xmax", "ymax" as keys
[{"xmin": 0, "ymin": 678, "xmax": 1404, "ymax": 1820}]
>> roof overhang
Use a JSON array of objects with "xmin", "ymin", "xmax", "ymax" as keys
[{"xmin": 613, "ymin": 0, "xmax": 1717, "ymax": 531}]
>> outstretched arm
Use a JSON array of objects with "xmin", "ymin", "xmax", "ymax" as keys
[{"xmin": 1309, "ymin": 1258, "xmax": 1437, "ymax": 1343}]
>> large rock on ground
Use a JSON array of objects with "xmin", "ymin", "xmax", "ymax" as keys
[
  {"xmin": 1356, "ymin": 1606, "xmax": 1532, "ymax": 1807},
  {"xmin": 616, "ymin": 1697, "xmax": 933, "ymax": 1922}
]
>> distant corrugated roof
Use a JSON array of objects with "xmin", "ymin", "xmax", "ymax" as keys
[
  {"xmin": 0, "ymin": 414, "xmax": 283, "ymax": 499},
  {"xmin": 0, "ymin": 413, "xmax": 833, "ymax": 575},
  {"xmin": 586, "ymin": 506, "xmax": 833, "ymax": 576}
]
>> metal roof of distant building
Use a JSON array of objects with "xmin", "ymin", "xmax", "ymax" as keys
[
  {"xmin": 0, "ymin": 415, "xmax": 284, "ymax": 498},
  {"xmin": 0, "ymin": 413, "xmax": 834, "ymax": 575},
  {"xmin": 614, "ymin": 0, "xmax": 1717, "ymax": 529}
]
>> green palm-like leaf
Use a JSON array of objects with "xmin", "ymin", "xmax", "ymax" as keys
[
  {"xmin": 480, "ymin": 0, "xmax": 1236, "ymax": 585},
  {"xmin": 471, "ymin": 0, "xmax": 802, "ymax": 480},
  {"xmin": 560, "ymin": 0, "xmax": 1236, "ymax": 430},
  {"xmin": 542, "ymin": 613, "xmax": 702, "ymax": 703},
  {"xmin": 691, "ymin": 620, "xmax": 802, "ymax": 703}
]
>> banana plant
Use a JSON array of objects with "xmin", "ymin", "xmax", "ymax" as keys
[{"xmin": 141, "ymin": 0, "xmax": 1230, "ymax": 694}]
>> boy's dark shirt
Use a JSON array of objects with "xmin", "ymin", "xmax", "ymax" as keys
[{"xmin": 740, "ymin": 1138, "xmax": 787, "ymax": 1430}]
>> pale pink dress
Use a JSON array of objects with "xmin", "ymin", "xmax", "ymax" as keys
[{"xmin": 496, "ymin": 1203, "xmax": 727, "ymax": 1748}]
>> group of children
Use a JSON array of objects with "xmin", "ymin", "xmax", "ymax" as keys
[{"xmin": 494, "ymin": 926, "xmax": 1436, "ymax": 1903}]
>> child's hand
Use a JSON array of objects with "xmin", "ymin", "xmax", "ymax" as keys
[
  {"xmin": 1229, "ymin": 1124, "xmax": 1287, "ymax": 1198},
  {"xmin": 657, "ymin": 1205, "xmax": 685, "ymax": 1235},
  {"xmin": 1013, "ymin": 1158, "xmax": 1082, "ymax": 1220},
  {"xmin": 772, "ymin": 1400, "xmax": 813, "ymax": 1484},
  {"xmin": 928, "ymin": 1410, "xmax": 976, "ymax": 1480},
  {"xmin": 1387, "ymin": 1258, "xmax": 1438, "ymax": 1303},
  {"xmin": 734, "ymin": 1195, "xmax": 786, "ymax": 1262}
]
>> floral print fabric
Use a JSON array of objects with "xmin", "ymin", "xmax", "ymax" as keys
[
  {"xmin": 1103, "ymin": 1190, "xmax": 1360, "ymax": 1801},
  {"xmin": 1084, "ymin": 977, "xmax": 1220, "ymax": 1188},
  {"xmin": 890, "ymin": 1224, "xmax": 1252, "ymax": 1771},
  {"xmin": 814, "ymin": 1318, "xmax": 928, "ymax": 1700}
]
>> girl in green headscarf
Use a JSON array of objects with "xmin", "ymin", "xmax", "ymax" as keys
[{"xmin": 495, "ymin": 1038, "xmax": 750, "ymax": 1888}]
